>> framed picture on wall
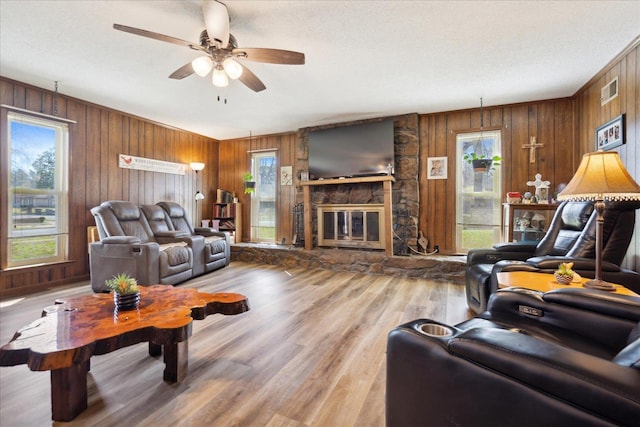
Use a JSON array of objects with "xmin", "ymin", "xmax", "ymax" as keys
[
  {"xmin": 427, "ymin": 156, "xmax": 447, "ymax": 179},
  {"xmin": 595, "ymin": 114, "xmax": 625, "ymax": 151}
]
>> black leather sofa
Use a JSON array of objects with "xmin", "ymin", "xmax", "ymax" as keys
[
  {"xmin": 386, "ymin": 287, "xmax": 640, "ymax": 426},
  {"xmin": 466, "ymin": 201, "xmax": 639, "ymax": 313}
]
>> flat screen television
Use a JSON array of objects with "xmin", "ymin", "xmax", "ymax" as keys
[{"xmin": 308, "ymin": 119, "xmax": 394, "ymax": 180}]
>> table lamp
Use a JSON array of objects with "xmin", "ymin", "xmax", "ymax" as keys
[{"xmin": 557, "ymin": 151, "xmax": 640, "ymax": 290}]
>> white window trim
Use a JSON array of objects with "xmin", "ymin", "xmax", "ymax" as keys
[{"xmin": 5, "ymin": 111, "xmax": 69, "ymax": 268}]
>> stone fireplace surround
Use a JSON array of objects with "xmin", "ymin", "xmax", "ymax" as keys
[
  {"xmin": 295, "ymin": 114, "xmax": 420, "ymax": 255},
  {"xmin": 232, "ymin": 114, "xmax": 466, "ymax": 283}
]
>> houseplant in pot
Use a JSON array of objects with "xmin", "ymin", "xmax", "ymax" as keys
[
  {"xmin": 105, "ymin": 273, "xmax": 140, "ymax": 311},
  {"xmin": 243, "ymin": 172, "xmax": 255, "ymax": 194},
  {"xmin": 554, "ymin": 262, "xmax": 576, "ymax": 285},
  {"xmin": 463, "ymin": 153, "xmax": 502, "ymax": 172}
]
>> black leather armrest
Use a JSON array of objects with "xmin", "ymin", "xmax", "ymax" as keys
[
  {"xmin": 542, "ymin": 287, "xmax": 640, "ymax": 321},
  {"xmin": 492, "ymin": 242, "xmax": 538, "ymax": 252},
  {"xmin": 101, "ymin": 236, "xmax": 141, "ymax": 244},
  {"xmin": 467, "ymin": 247, "xmax": 534, "ymax": 266},
  {"xmin": 527, "ymin": 256, "xmax": 623, "ymax": 273},
  {"xmin": 450, "ymin": 328, "xmax": 640, "ymax": 422},
  {"xmin": 485, "ymin": 287, "xmax": 640, "ymax": 350}
]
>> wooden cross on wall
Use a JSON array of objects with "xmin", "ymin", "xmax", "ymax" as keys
[{"xmin": 522, "ymin": 137, "xmax": 544, "ymax": 163}]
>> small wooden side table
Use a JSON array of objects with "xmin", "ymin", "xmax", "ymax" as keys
[{"xmin": 496, "ymin": 271, "xmax": 638, "ymax": 296}]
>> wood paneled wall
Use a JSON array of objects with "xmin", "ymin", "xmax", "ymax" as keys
[
  {"xmin": 419, "ymin": 99, "xmax": 576, "ymax": 254},
  {"xmin": 218, "ymin": 133, "xmax": 297, "ymax": 243},
  {"xmin": 0, "ymin": 78, "xmax": 219, "ymax": 297},
  {"xmin": 574, "ymin": 38, "xmax": 639, "ymax": 272},
  {"xmin": 2, "ymin": 38, "xmax": 637, "ymax": 296}
]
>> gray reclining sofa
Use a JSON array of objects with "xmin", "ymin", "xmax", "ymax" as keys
[{"xmin": 89, "ymin": 200, "xmax": 230, "ymax": 292}]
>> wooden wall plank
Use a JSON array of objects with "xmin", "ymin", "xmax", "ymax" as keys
[
  {"xmin": 574, "ymin": 43, "xmax": 639, "ymax": 272},
  {"xmin": 3, "ymin": 39, "xmax": 638, "ymax": 292},
  {"xmin": 0, "ymin": 78, "xmax": 219, "ymax": 296}
]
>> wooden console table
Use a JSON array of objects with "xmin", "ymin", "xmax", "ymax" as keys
[
  {"xmin": 0, "ymin": 285, "xmax": 249, "ymax": 421},
  {"xmin": 300, "ymin": 176, "xmax": 395, "ymax": 255}
]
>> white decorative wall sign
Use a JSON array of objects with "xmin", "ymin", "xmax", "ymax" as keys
[{"xmin": 119, "ymin": 154, "xmax": 187, "ymax": 175}]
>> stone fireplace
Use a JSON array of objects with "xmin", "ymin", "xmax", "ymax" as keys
[{"xmin": 296, "ymin": 114, "xmax": 420, "ymax": 254}]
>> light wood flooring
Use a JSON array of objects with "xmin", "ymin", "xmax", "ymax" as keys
[{"xmin": 0, "ymin": 261, "xmax": 472, "ymax": 426}]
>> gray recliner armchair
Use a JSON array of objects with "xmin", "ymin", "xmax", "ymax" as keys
[
  {"xmin": 89, "ymin": 200, "xmax": 193, "ymax": 292},
  {"xmin": 156, "ymin": 201, "xmax": 230, "ymax": 274}
]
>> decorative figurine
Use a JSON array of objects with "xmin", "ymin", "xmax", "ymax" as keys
[{"xmin": 527, "ymin": 173, "xmax": 551, "ymax": 204}]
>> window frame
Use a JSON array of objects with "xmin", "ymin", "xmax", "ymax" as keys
[
  {"xmin": 455, "ymin": 129, "xmax": 503, "ymax": 253},
  {"xmin": 4, "ymin": 110, "xmax": 70, "ymax": 269},
  {"xmin": 249, "ymin": 150, "xmax": 277, "ymax": 243}
]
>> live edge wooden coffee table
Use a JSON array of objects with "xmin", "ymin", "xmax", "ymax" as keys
[{"xmin": 0, "ymin": 285, "xmax": 249, "ymax": 421}]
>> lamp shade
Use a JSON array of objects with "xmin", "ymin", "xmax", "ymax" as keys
[
  {"xmin": 190, "ymin": 162, "xmax": 205, "ymax": 171},
  {"xmin": 195, "ymin": 191, "xmax": 205, "ymax": 201},
  {"xmin": 557, "ymin": 151, "xmax": 640, "ymax": 202}
]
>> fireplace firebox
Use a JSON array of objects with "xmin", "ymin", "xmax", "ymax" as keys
[{"xmin": 317, "ymin": 204, "xmax": 385, "ymax": 250}]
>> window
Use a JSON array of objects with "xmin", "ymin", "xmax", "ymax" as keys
[
  {"xmin": 5, "ymin": 112, "xmax": 69, "ymax": 268},
  {"xmin": 250, "ymin": 151, "xmax": 277, "ymax": 242},
  {"xmin": 455, "ymin": 130, "xmax": 502, "ymax": 253}
]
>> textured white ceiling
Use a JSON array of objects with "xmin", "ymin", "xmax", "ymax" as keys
[{"xmin": 1, "ymin": 1, "xmax": 639, "ymax": 140}]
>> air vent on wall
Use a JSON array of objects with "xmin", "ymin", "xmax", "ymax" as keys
[{"xmin": 601, "ymin": 76, "xmax": 618, "ymax": 106}]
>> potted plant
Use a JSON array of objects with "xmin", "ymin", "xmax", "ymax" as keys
[
  {"xmin": 554, "ymin": 262, "xmax": 575, "ymax": 285},
  {"xmin": 243, "ymin": 172, "xmax": 255, "ymax": 194},
  {"xmin": 105, "ymin": 273, "xmax": 140, "ymax": 311},
  {"xmin": 463, "ymin": 153, "xmax": 502, "ymax": 172}
]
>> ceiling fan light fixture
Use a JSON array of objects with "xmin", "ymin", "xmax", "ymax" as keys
[
  {"xmin": 192, "ymin": 56, "xmax": 213, "ymax": 76},
  {"xmin": 222, "ymin": 58, "xmax": 243, "ymax": 79},
  {"xmin": 212, "ymin": 64, "xmax": 229, "ymax": 87}
]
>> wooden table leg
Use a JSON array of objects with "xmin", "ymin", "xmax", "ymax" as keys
[
  {"xmin": 149, "ymin": 342, "xmax": 162, "ymax": 356},
  {"xmin": 163, "ymin": 340, "xmax": 188, "ymax": 382},
  {"xmin": 50, "ymin": 361, "xmax": 88, "ymax": 421}
]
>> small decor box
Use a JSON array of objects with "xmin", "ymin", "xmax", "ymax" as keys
[{"xmin": 506, "ymin": 192, "xmax": 522, "ymax": 204}]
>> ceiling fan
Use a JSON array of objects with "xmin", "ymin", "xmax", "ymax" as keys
[{"xmin": 113, "ymin": 0, "xmax": 305, "ymax": 92}]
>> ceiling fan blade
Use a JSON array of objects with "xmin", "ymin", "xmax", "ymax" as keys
[
  {"xmin": 169, "ymin": 62, "xmax": 195, "ymax": 80},
  {"xmin": 113, "ymin": 23, "xmax": 204, "ymax": 51},
  {"xmin": 238, "ymin": 64, "xmax": 266, "ymax": 92},
  {"xmin": 202, "ymin": 0, "xmax": 230, "ymax": 47},
  {"xmin": 233, "ymin": 48, "xmax": 305, "ymax": 65}
]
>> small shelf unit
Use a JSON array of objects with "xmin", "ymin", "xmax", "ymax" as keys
[
  {"xmin": 213, "ymin": 202, "xmax": 242, "ymax": 243},
  {"xmin": 502, "ymin": 203, "xmax": 558, "ymax": 243}
]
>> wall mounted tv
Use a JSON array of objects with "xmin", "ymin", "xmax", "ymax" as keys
[{"xmin": 308, "ymin": 119, "xmax": 394, "ymax": 180}]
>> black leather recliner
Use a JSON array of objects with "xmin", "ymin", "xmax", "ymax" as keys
[
  {"xmin": 386, "ymin": 287, "xmax": 640, "ymax": 427},
  {"xmin": 465, "ymin": 201, "xmax": 639, "ymax": 313}
]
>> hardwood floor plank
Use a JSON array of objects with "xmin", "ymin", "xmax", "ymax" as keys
[{"xmin": 0, "ymin": 261, "xmax": 470, "ymax": 426}]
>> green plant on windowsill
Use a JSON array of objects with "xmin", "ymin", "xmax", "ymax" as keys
[
  {"xmin": 105, "ymin": 273, "xmax": 139, "ymax": 295},
  {"xmin": 463, "ymin": 153, "xmax": 502, "ymax": 172},
  {"xmin": 243, "ymin": 172, "xmax": 256, "ymax": 194}
]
